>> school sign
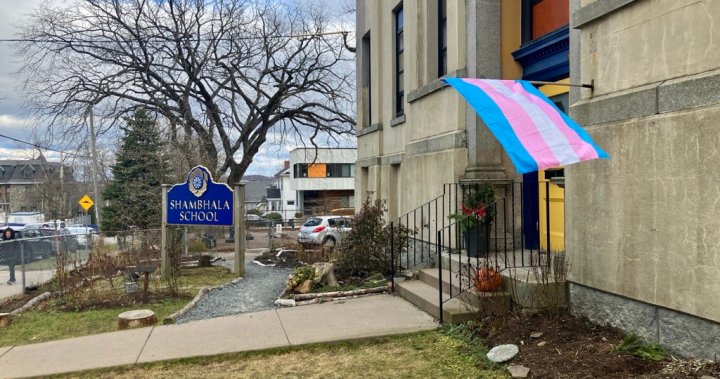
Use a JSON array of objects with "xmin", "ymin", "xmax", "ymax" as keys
[
  {"xmin": 166, "ymin": 166, "xmax": 233, "ymax": 226},
  {"xmin": 161, "ymin": 165, "xmax": 246, "ymax": 278}
]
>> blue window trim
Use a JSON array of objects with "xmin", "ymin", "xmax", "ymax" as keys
[{"xmin": 511, "ymin": 26, "xmax": 569, "ymax": 82}]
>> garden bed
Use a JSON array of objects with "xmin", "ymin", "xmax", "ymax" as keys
[{"xmin": 466, "ymin": 311, "xmax": 720, "ymax": 378}]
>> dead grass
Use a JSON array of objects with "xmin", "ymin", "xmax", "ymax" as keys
[{"xmin": 59, "ymin": 332, "xmax": 508, "ymax": 379}]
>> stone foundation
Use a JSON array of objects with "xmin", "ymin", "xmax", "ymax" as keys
[{"xmin": 570, "ymin": 282, "xmax": 720, "ymax": 359}]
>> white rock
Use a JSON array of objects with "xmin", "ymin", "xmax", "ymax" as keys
[
  {"xmin": 507, "ymin": 365, "xmax": 531, "ymax": 378},
  {"xmin": 538, "ymin": 341, "xmax": 547, "ymax": 347},
  {"xmin": 530, "ymin": 332, "xmax": 543, "ymax": 339},
  {"xmin": 486, "ymin": 344, "xmax": 519, "ymax": 363}
]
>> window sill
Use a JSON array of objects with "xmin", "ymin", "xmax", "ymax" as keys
[
  {"xmin": 357, "ymin": 123, "xmax": 383, "ymax": 137},
  {"xmin": 390, "ymin": 114, "xmax": 406, "ymax": 127},
  {"xmin": 407, "ymin": 68, "xmax": 467, "ymax": 103}
]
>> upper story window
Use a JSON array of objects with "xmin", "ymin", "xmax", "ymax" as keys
[
  {"xmin": 522, "ymin": 0, "xmax": 569, "ymax": 43},
  {"xmin": 438, "ymin": 0, "xmax": 447, "ymax": 77},
  {"xmin": 326, "ymin": 164, "xmax": 355, "ymax": 178},
  {"xmin": 293, "ymin": 164, "xmax": 308, "ymax": 178},
  {"xmin": 394, "ymin": 5, "xmax": 404, "ymax": 116},
  {"xmin": 361, "ymin": 32, "xmax": 372, "ymax": 126}
]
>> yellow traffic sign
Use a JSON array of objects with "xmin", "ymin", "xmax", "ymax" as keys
[{"xmin": 78, "ymin": 194, "xmax": 95, "ymax": 211}]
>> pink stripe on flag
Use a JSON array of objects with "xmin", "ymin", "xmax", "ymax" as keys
[
  {"xmin": 500, "ymin": 81, "xmax": 599, "ymax": 161},
  {"xmin": 464, "ymin": 78, "xmax": 562, "ymax": 168}
]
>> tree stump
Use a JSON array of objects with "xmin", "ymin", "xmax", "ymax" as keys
[
  {"xmin": 0, "ymin": 313, "xmax": 12, "ymax": 327},
  {"xmin": 118, "ymin": 309, "xmax": 156, "ymax": 330}
]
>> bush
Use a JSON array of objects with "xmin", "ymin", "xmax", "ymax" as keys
[
  {"xmin": 294, "ymin": 212, "xmax": 304, "ymax": 218},
  {"xmin": 335, "ymin": 197, "xmax": 415, "ymax": 277},
  {"xmin": 265, "ymin": 212, "xmax": 282, "ymax": 222},
  {"xmin": 247, "ymin": 209, "xmax": 263, "ymax": 216}
]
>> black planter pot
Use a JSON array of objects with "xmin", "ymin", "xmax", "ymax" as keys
[{"xmin": 463, "ymin": 221, "xmax": 491, "ymax": 258}]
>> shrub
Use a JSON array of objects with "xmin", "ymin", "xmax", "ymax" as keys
[
  {"xmin": 247, "ymin": 209, "xmax": 263, "ymax": 216},
  {"xmin": 294, "ymin": 212, "xmax": 304, "ymax": 218},
  {"xmin": 265, "ymin": 212, "xmax": 282, "ymax": 222},
  {"xmin": 335, "ymin": 197, "xmax": 415, "ymax": 277}
]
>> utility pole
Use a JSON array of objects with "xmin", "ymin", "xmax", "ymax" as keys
[{"xmin": 86, "ymin": 106, "xmax": 102, "ymax": 228}]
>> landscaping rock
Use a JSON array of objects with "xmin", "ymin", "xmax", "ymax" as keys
[
  {"xmin": 507, "ymin": 365, "xmax": 531, "ymax": 378},
  {"xmin": 118, "ymin": 309, "xmax": 156, "ymax": 330},
  {"xmin": 312, "ymin": 262, "xmax": 339, "ymax": 287},
  {"xmin": 296, "ymin": 279, "xmax": 313, "ymax": 294},
  {"xmin": 538, "ymin": 341, "xmax": 547, "ymax": 347},
  {"xmin": 530, "ymin": 331, "xmax": 543, "ymax": 339},
  {"xmin": 486, "ymin": 344, "xmax": 519, "ymax": 363}
]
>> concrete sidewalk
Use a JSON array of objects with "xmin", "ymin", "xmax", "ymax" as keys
[{"xmin": 0, "ymin": 295, "xmax": 437, "ymax": 378}]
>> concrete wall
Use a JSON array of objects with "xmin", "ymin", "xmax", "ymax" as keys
[{"xmin": 568, "ymin": 0, "xmax": 720, "ymax": 358}]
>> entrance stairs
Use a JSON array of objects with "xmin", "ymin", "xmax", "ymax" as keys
[{"xmin": 396, "ymin": 251, "xmax": 512, "ymax": 323}]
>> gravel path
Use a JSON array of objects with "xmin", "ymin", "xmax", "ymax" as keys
[{"xmin": 175, "ymin": 261, "xmax": 292, "ymax": 324}]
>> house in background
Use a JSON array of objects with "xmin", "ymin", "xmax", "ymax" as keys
[
  {"xmin": 265, "ymin": 161, "xmax": 301, "ymax": 220},
  {"xmin": 0, "ymin": 155, "xmax": 77, "ymax": 220},
  {"xmin": 242, "ymin": 179, "xmax": 275, "ymax": 212},
  {"xmin": 289, "ymin": 148, "xmax": 356, "ymax": 216}
]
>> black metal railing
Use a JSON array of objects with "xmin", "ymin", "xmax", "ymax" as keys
[{"xmin": 389, "ymin": 181, "xmax": 558, "ymax": 304}]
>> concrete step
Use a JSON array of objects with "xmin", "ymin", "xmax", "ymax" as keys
[
  {"xmin": 418, "ymin": 268, "xmax": 471, "ymax": 295},
  {"xmin": 396, "ymin": 280, "xmax": 478, "ymax": 324}
]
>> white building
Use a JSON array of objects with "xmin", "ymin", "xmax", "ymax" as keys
[{"xmin": 277, "ymin": 148, "xmax": 357, "ymax": 217}]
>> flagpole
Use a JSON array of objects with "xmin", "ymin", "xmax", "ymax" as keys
[{"xmin": 527, "ymin": 80, "xmax": 594, "ymax": 90}]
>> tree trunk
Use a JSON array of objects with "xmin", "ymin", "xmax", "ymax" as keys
[
  {"xmin": 118, "ymin": 309, "xmax": 157, "ymax": 330},
  {"xmin": 0, "ymin": 313, "xmax": 12, "ymax": 327}
]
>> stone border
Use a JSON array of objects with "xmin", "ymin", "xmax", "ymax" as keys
[{"xmin": 163, "ymin": 277, "xmax": 244, "ymax": 324}]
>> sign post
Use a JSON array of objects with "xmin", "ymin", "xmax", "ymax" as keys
[
  {"xmin": 162, "ymin": 166, "xmax": 238, "ymax": 277},
  {"xmin": 161, "ymin": 184, "xmax": 170, "ymax": 279},
  {"xmin": 234, "ymin": 184, "xmax": 245, "ymax": 277}
]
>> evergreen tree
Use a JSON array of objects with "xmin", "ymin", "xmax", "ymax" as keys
[{"xmin": 101, "ymin": 109, "xmax": 167, "ymax": 231}]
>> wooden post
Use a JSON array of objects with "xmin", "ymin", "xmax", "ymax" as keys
[
  {"xmin": 161, "ymin": 184, "xmax": 170, "ymax": 279},
  {"xmin": 234, "ymin": 184, "xmax": 246, "ymax": 277}
]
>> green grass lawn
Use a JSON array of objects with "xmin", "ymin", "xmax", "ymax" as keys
[
  {"xmin": 59, "ymin": 331, "xmax": 508, "ymax": 379},
  {"xmin": 0, "ymin": 266, "xmax": 235, "ymax": 347}
]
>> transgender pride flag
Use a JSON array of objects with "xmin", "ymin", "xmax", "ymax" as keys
[{"xmin": 444, "ymin": 78, "xmax": 609, "ymax": 174}]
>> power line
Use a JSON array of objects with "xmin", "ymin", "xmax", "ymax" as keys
[
  {"xmin": 0, "ymin": 133, "xmax": 91, "ymax": 159},
  {"xmin": 0, "ymin": 30, "xmax": 355, "ymax": 44}
]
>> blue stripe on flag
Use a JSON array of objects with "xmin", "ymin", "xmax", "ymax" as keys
[
  {"xmin": 519, "ymin": 81, "xmax": 610, "ymax": 159},
  {"xmin": 444, "ymin": 78, "xmax": 538, "ymax": 173}
]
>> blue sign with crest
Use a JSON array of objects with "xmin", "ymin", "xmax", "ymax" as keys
[{"xmin": 167, "ymin": 166, "xmax": 234, "ymax": 226}]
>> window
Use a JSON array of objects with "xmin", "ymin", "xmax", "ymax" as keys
[
  {"xmin": 287, "ymin": 200, "xmax": 295, "ymax": 206},
  {"xmin": 293, "ymin": 164, "xmax": 308, "ymax": 178},
  {"xmin": 361, "ymin": 32, "xmax": 372, "ymax": 125},
  {"xmin": 394, "ymin": 5, "xmax": 404, "ymax": 116},
  {"xmin": 438, "ymin": 0, "xmax": 447, "ymax": 77},
  {"xmin": 326, "ymin": 164, "xmax": 355, "ymax": 178},
  {"xmin": 522, "ymin": 0, "xmax": 569, "ymax": 43}
]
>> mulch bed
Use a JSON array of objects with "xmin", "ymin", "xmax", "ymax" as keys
[{"xmin": 477, "ymin": 311, "xmax": 720, "ymax": 378}]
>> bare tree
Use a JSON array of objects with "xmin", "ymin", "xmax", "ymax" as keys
[{"xmin": 16, "ymin": 0, "xmax": 356, "ymax": 183}]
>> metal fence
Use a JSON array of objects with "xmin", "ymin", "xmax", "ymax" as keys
[
  {"xmin": 0, "ymin": 229, "xmax": 94, "ymax": 297},
  {"xmin": 389, "ymin": 181, "xmax": 558, "ymax": 294}
]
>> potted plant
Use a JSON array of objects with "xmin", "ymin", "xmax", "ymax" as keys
[{"xmin": 448, "ymin": 182, "xmax": 495, "ymax": 257}]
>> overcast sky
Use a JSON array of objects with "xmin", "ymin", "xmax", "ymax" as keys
[{"xmin": 0, "ymin": 0, "xmax": 356, "ymax": 176}]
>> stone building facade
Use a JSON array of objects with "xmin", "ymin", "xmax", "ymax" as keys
[{"xmin": 567, "ymin": 0, "xmax": 720, "ymax": 358}]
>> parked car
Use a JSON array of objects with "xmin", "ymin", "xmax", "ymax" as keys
[
  {"xmin": 19, "ymin": 227, "xmax": 78, "ymax": 260},
  {"xmin": 66, "ymin": 226, "xmax": 96, "ymax": 248},
  {"xmin": 297, "ymin": 216, "xmax": 352, "ymax": 249}
]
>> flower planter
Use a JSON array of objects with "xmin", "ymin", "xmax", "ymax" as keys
[{"xmin": 463, "ymin": 221, "xmax": 491, "ymax": 258}]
